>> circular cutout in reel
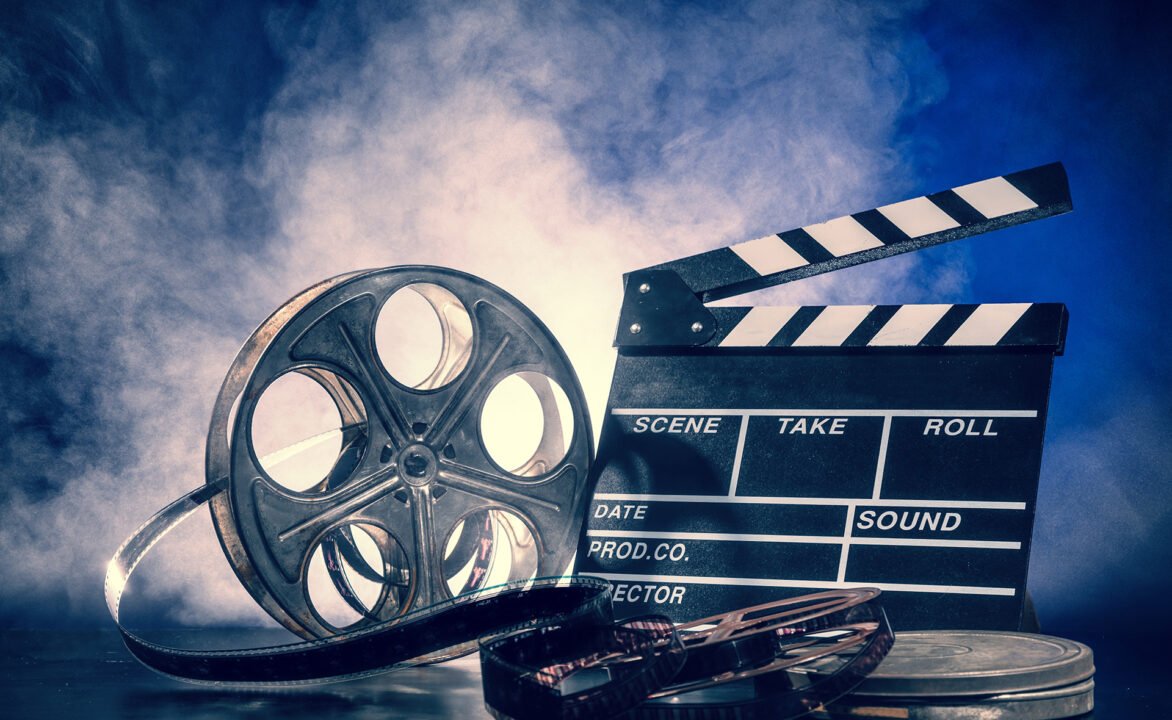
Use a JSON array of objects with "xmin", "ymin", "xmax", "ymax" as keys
[{"xmin": 207, "ymin": 267, "xmax": 593, "ymax": 639}]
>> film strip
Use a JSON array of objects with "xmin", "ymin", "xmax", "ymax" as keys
[
  {"xmin": 478, "ymin": 588, "xmax": 894, "ymax": 719},
  {"xmin": 107, "ymin": 470, "xmax": 890, "ymax": 711},
  {"xmin": 579, "ymin": 163, "xmax": 1072, "ymax": 631}
]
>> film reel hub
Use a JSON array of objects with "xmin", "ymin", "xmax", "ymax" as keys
[{"xmin": 399, "ymin": 444, "xmax": 438, "ymax": 485}]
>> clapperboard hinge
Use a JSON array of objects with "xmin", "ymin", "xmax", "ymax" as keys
[{"xmin": 616, "ymin": 162, "xmax": 1071, "ymax": 349}]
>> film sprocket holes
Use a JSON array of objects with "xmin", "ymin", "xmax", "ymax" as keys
[
  {"xmin": 576, "ymin": 163, "xmax": 1072, "ymax": 631},
  {"xmin": 107, "ymin": 163, "xmax": 1074, "ymax": 716}
]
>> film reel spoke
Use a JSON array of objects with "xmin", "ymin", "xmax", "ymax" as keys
[
  {"xmin": 422, "ymin": 477, "xmax": 545, "ymax": 596},
  {"xmin": 437, "ymin": 461, "xmax": 563, "ymax": 514},
  {"xmin": 406, "ymin": 479, "xmax": 501, "ymax": 602},
  {"xmin": 264, "ymin": 464, "xmax": 403, "ymax": 545},
  {"xmin": 245, "ymin": 476, "xmax": 403, "ymax": 596},
  {"xmin": 403, "ymin": 484, "xmax": 439, "ymax": 606},
  {"xmin": 424, "ymin": 296, "xmax": 563, "ymax": 450},
  {"xmin": 423, "ymin": 334, "xmax": 512, "ymax": 448},
  {"xmin": 337, "ymin": 321, "xmax": 413, "ymax": 449}
]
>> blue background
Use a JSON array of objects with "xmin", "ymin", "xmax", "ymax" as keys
[{"xmin": 1, "ymin": 0, "xmax": 1169, "ymax": 701}]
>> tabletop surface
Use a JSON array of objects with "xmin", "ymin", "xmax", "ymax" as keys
[{"xmin": 2, "ymin": 628, "xmax": 1166, "ymax": 718}]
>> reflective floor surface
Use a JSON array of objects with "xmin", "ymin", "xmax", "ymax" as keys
[
  {"xmin": 3, "ymin": 629, "xmax": 490, "ymax": 720},
  {"xmin": 2, "ymin": 629, "xmax": 1166, "ymax": 718}
]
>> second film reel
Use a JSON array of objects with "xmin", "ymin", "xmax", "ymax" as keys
[{"xmin": 478, "ymin": 588, "xmax": 893, "ymax": 720}]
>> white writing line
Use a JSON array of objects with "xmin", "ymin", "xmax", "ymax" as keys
[
  {"xmin": 611, "ymin": 408, "xmax": 1038, "ymax": 418},
  {"xmin": 592, "ymin": 493, "xmax": 1027, "ymax": 511},
  {"xmin": 588, "ymin": 529, "xmax": 838, "ymax": 545},
  {"xmin": 586, "ymin": 529, "xmax": 1020, "ymax": 550},
  {"xmin": 837, "ymin": 504, "xmax": 856, "ymax": 583},
  {"xmin": 727, "ymin": 416, "xmax": 750, "ymax": 497},
  {"xmin": 594, "ymin": 573, "xmax": 1016, "ymax": 597}
]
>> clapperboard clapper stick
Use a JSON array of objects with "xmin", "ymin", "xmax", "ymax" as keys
[{"xmin": 577, "ymin": 163, "xmax": 1072, "ymax": 631}]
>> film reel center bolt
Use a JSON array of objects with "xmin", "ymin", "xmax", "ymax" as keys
[{"xmin": 399, "ymin": 444, "xmax": 439, "ymax": 487}]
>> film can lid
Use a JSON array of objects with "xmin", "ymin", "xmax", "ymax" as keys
[{"xmin": 842, "ymin": 630, "xmax": 1094, "ymax": 697}]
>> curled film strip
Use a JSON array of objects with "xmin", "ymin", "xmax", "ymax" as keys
[
  {"xmin": 479, "ymin": 615, "xmax": 687, "ymax": 719},
  {"xmin": 107, "ymin": 266, "xmax": 598, "ymax": 679},
  {"xmin": 479, "ymin": 588, "xmax": 894, "ymax": 719}
]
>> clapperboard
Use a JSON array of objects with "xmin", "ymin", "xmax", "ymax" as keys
[{"xmin": 576, "ymin": 163, "xmax": 1072, "ymax": 631}]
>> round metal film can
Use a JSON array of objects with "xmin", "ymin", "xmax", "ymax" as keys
[
  {"xmin": 823, "ymin": 677, "xmax": 1094, "ymax": 719},
  {"xmin": 818, "ymin": 631, "xmax": 1094, "ymax": 720},
  {"xmin": 846, "ymin": 631, "xmax": 1094, "ymax": 697}
]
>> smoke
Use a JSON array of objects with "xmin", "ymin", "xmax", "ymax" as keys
[
  {"xmin": 257, "ymin": 0, "xmax": 954, "ymax": 420},
  {"xmin": 1030, "ymin": 389, "xmax": 1172, "ymax": 627},
  {"xmin": 0, "ymin": 0, "xmax": 950, "ymax": 626}
]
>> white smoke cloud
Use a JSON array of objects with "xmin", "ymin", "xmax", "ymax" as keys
[
  {"xmin": 257, "ymin": 0, "xmax": 949, "ymax": 423},
  {"xmin": 1, "ymin": 0, "xmax": 953, "ymax": 626}
]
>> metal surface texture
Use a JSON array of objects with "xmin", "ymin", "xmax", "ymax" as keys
[
  {"xmin": 476, "ymin": 587, "xmax": 894, "ymax": 720},
  {"xmin": 843, "ymin": 631, "xmax": 1095, "ymax": 698},
  {"xmin": 206, "ymin": 266, "xmax": 593, "ymax": 640},
  {"xmin": 479, "ymin": 615, "xmax": 687, "ymax": 719},
  {"xmin": 633, "ymin": 591, "xmax": 894, "ymax": 718},
  {"xmin": 824, "ymin": 678, "xmax": 1095, "ymax": 720},
  {"xmin": 654, "ymin": 588, "xmax": 883, "ymax": 696}
]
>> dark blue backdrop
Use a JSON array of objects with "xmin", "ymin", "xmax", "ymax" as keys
[{"xmin": 1, "ymin": 0, "xmax": 1168, "ymax": 691}]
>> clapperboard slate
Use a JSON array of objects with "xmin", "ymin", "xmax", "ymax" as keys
[{"xmin": 576, "ymin": 163, "xmax": 1072, "ymax": 631}]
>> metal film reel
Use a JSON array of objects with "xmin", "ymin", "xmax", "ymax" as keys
[
  {"xmin": 646, "ymin": 588, "xmax": 884, "ymax": 700},
  {"xmin": 476, "ymin": 588, "xmax": 893, "ymax": 719},
  {"xmin": 207, "ymin": 267, "xmax": 593, "ymax": 639}
]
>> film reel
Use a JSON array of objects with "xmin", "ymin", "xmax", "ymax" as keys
[
  {"xmin": 478, "ymin": 588, "xmax": 894, "ymax": 720},
  {"xmin": 207, "ymin": 266, "xmax": 594, "ymax": 640},
  {"xmin": 651, "ymin": 588, "xmax": 884, "ymax": 697}
]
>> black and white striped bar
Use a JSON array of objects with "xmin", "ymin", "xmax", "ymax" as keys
[
  {"xmin": 641, "ymin": 163, "xmax": 1071, "ymax": 302},
  {"xmin": 705, "ymin": 302, "xmax": 1067, "ymax": 350}
]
